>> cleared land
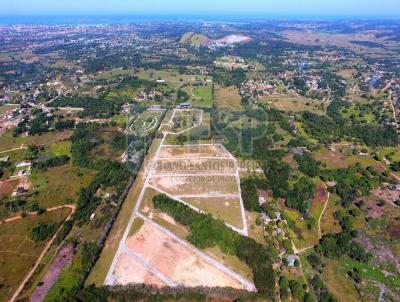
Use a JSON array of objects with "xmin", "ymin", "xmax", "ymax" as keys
[
  {"xmin": 215, "ymin": 85, "xmax": 243, "ymax": 110},
  {"xmin": 124, "ymin": 221, "xmax": 243, "ymax": 288},
  {"xmin": 158, "ymin": 144, "xmax": 230, "ymax": 159},
  {"xmin": 113, "ymin": 253, "xmax": 166, "ymax": 287}
]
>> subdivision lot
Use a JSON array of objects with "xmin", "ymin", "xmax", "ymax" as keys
[
  {"xmin": 182, "ymin": 196, "xmax": 243, "ymax": 229},
  {"xmin": 123, "ymin": 221, "xmax": 243, "ymax": 289},
  {"xmin": 153, "ymin": 158, "xmax": 236, "ymax": 175},
  {"xmin": 113, "ymin": 253, "xmax": 166, "ymax": 288},
  {"xmin": 158, "ymin": 144, "xmax": 231, "ymax": 159},
  {"xmin": 100, "ymin": 108, "xmax": 251, "ymax": 290},
  {"xmin": 149, "ymin": 175, "xmax": 238, "ymax": 196}
]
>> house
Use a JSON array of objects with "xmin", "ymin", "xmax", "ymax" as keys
[
  {"xmin": 179, "ymin": 102, "xmax": 191, "ymax": 109},
  {"xmin": 15, "ymin": 161, "xmax": 31, "ymax": 168},
  {"xmin": 257, "ymin": 189, "xmax": 270, "ymax": 206},
  {"xmin": 289, "ymin": 147, "xmax": 309, "ymax": 156},
  {"xmin": 287, "ymin": 254, "xmax": 297, "ymax": 267},
  {"xmin": 261, "ymin": 213, "xmax": 271, "ymax": 224}
]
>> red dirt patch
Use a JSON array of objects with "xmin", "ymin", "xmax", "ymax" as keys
[{"xmin": 30, "ymin": 244, "xmax": 74, "ymax": 302}]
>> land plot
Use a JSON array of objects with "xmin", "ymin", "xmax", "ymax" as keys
[
  {"xmin": 124, "ymin": 221, "xmax": 243, "ymax": 288},
  {"xmin": 153, "ymin": 158, "xmax": 236, "ymax": 175},
  {"xmin": 158, "ymin": 144, "xmax": 230, "ymax": 159},
  {"xmin": 182, "ymin": 197, "xmax": 243, "ymax": 229},
  {"xmin": 260, "ymin": 95, "xmax": 326, "ymax": 114},
  {"xmin": 149, "ymin": 175, "xmax": 238, "ymax": 196},
  {"xmin": 215, "ymin": 85, "xmax": 243, "ymax": 110},
  {"xmin": 169, "ymin": 109, "xmax": 202, "ymax": 133},
  {"xmin": 113, "ymin": 253, "xmax": 165, "ymax": 288}
]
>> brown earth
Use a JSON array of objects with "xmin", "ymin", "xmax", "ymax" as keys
[{"xmin": 125, "ymin": 221, "xmax": 243, "ymax": 288}]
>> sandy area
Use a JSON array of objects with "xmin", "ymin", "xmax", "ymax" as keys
[
  {"xmin": 149, "ymin": 175, "xmax": 238, "ymax": 196},
  {"xmin": 125, "ymin": 222, "xmax": 242, "ymax": 288},
  {"xmin": 158, "ymin": 145, "xmax": 230, "ymax": 159},
  {"xmin": 154, "ymin": 158, "xmax": 236, "ymax": 175},
  {"xmin": 113, "ymin": 253, "xmax": 166, "ymax": 288}
]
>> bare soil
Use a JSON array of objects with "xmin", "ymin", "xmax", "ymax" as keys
[{"xmin": 125, "ymin": 221, "xmax": 242, "ymax": 288}]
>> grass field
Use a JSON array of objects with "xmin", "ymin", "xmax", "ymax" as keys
[
  {"xmin": 0, "ymin": 209, "xmax": 70, "ymax": 302},
  {"xmin": 0, "ymin": 130, "xmax": 72, "ymax": 153},
  {"xmin": 182, "ymin": 197, "xmax": 243, "ymax": 229},
  {"xmin": 27, "ymin": 164, "xmax": 95, "ymax": 208},
  {"xmin": 321, "ymin": 259, "xmax": 362, "ymax": 302},
  {"xmin": 183, "ymin": 85, "xmax": 213, "ymax": 108},
  {"xmin": 49, "ymin": 141, "xmax": 71, "ymax": 157},
  {"xmin": 320, "ymin": 194, "xmax": 342, "ymax": 236},
  {"xmin": 215, "ymin": 85, "xmax": 242, "ymax": 110},
  {"xmin": 260, "ymin": 95, "xmax": 326, "ymax": 114}
]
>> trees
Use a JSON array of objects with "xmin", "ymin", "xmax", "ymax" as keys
[
  {"xmin": 35, "ymin": 155, "xmax": 70, "ymax": 170},
  {"xmin": 30, "ymin": 223, "xmax": 59, "ymax": 242},
  {"xmin": 294, "ymin": 153, "xmax": 319, "ymax": 177},
  {"xmin": 286, "ymin": 177, "xmax": 315, "ymax": 214},
  {"xmin": 240, "ymin": 178, "xmax": 260, "ymax": 212}
]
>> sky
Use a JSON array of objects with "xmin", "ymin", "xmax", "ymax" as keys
[{"xmin": 1, "ymin": 0, "xmax": 400, "ymax": 17}]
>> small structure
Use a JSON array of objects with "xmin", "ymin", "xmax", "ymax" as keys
[
  {"xmin": 15, "ymin": 161, "xmax": 31, "ymax": 168},
  {"xmin": 179, "ymin": 102, "xmax": 191, "ymax": 109},
  {"xmin": 289, "ymin": 147, "xmax": 309, "ymax": 156},
  {"xmin": 0, "ymin": 156, "xmax": 10, "ymax": 163},
  {"xmin": 287, "ymin": 254, "xmax": 297, "ymax": 267}
]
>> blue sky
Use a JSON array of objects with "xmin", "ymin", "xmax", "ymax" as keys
[{"xmin": 2, "ymin": 0, "xmax": 400, "ymax": 16}]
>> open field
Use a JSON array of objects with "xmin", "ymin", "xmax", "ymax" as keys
[
  {"xmin": 169, "ymin": 109, "xmax": 203, "ymax": 133},
  {"xmin": 27, "ymin": 164, "xmax": 95, "ymax": 209},
  {"xmin": 0, "ymin": 130, "xmax": 72, "ymax": 153},
  {"xmin": 182, "ymin": 196, "xmax": 243, "ymax": 229},
  {"xmin": 0, "ymin": 209, "xmax": 70, "ymax": 302},
  {"xmin": 113, "ymin": 253, "xmax": 166, "ymax": 287},
  {"xmin": 215, "ymin": 85, "xmax": 242, "ymax": 110},
  {"xmin": 320, "ymin": 194, "xmax": 342, "ymax": 236},
  {"xmin": 183, "ymin": 85, "xmax": 213, "ymax": 108},
  {"xmin": 122, "ymin": 221, "xmax": 244, "ymax": 289},
  {"xmin": 260, "ymin": 95, "xmax": 326, "ymax": 114},
  {"xmin": 321, "ymin": 259, "xmax": 361, "ymax": 302}
]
